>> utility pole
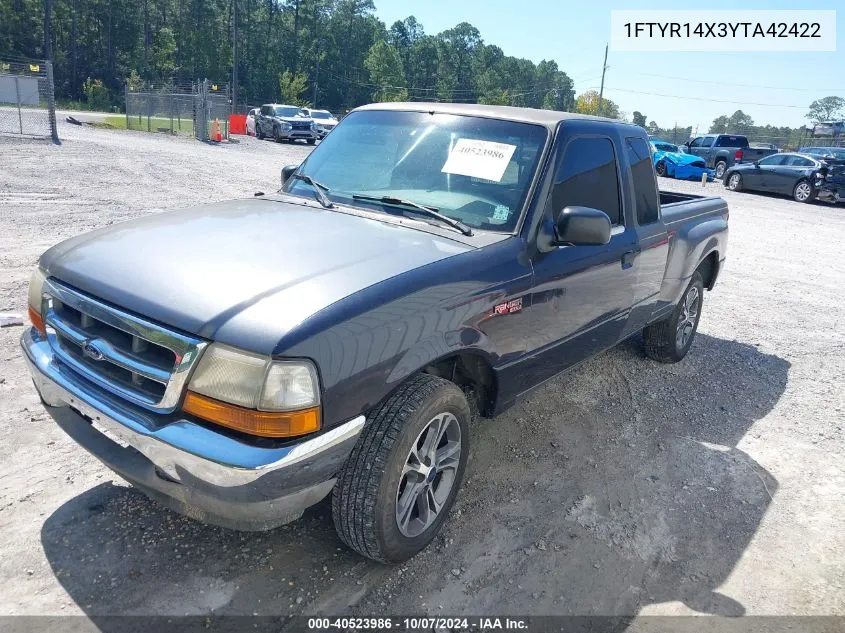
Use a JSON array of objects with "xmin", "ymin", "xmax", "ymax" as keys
[
  {"xmin": 597, "ymin": 43, "xmax": 608, "ymax": 116},
  {"xmin": 231, "ymin": 0, "xmax": 238, "ymax": 112},
  {"xmin": 43, "ymin": 0, "xmax": 53, "ymax": 60},
  {"xmin": 312, "ymin": 41, "xmax": 321, "ymax": 107}
]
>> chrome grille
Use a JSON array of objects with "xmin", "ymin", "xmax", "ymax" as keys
[{"xmin": 41, "ymin": 279, "xmax": 206, "ymax": 412}]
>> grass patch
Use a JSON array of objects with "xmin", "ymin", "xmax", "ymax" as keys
[{"xmin": 104, "ymin": 115, "xmax": 195, "ymax": 135}]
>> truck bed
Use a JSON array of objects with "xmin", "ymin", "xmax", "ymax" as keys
[{"xmin": 660, "ymin": 190, "xmax": 729, "ymax": 226}]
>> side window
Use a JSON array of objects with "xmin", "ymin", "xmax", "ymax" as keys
[
  {"xmin": 626, "ymin": 137, "xmax": 660, "ymax": 225},
  {"xmin": 552, "ymin": 137, "xmax": 622, "ymax": 226},
  {"xmin": 759, "ymin": 155, "xmax": 786, "ymax": 166},
  {"xmin": 785, "ymin": 156, "xmax": 814, "ymax": 167},
  {"xmin": 689, "ymin": 137, "xmax": 702, "ymax": 148},
  {"xmin": 702, "ymin": 137, "xmax": 716, "ymax": 148}
]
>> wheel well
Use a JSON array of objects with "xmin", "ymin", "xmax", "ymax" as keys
[
  {"xmin": 697, "ymin": 251, "xmax": 720, "ymax": 290},
  {"xmin": 422, "ymin": 353, "xmax": 496, "ymax": 418}
]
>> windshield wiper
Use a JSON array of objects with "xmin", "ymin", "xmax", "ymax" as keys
[
  {"xmin": 291, "ymin": 173, "xmax": 334, "ymax": 209},
  {"xmin": 351, "ymin": 194, "xmax": 473, "ymax": 236}
]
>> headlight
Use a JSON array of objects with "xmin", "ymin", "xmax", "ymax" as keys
[
  {"xmin": 311, "ymin": 123, "xmax": 320, "ymax": 132},
  {"xmin": 280, "ymin": 121, "xmax": 292, "ymax": 130},
  {"xmin": 183, "ymin": 343, "xmax": 321, "ymax": 438},
  {"xmin": 27, "ymin": 268, "xmax": 47, "ymax": 333}
]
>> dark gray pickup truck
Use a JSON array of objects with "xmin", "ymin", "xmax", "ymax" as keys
[
  {"xmin": 23, "ymin": 103, "xmax": 728, "ymax": 563},
  {"xmin": 682, "ymin": 134, "xmax": 779, "ymax": 179}
]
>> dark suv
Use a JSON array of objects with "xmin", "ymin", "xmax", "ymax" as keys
[{"xmin": 256, "ymin": 104, "xmax": 318, "ymax": 144}]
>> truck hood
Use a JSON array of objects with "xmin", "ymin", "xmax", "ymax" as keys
[{"xmin": 40, "ymin": 198, "xmax": 470, "ymax": 354}]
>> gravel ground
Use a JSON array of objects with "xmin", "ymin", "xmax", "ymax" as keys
[{"xmin": 0, "ymin": 124, "xmax": 843, "ymax": 624}]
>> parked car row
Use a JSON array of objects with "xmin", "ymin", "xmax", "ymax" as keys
[
  {"xmin": 647, "ymin": 131, "xmax": 844, "ymax": 205},
  {"xmin": 244, "ymin": 104, "xmax": 339, "ymax": 143},
  {"xmin": 722, "ymin": 151, "xmax": 844, "ymax": 204}
]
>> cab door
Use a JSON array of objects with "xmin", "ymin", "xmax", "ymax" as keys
[{"xmin": 521, "ymin": 131, "xmax": 637, "ymax": 389}]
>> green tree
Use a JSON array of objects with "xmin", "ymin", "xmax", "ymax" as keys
[
  {"xmin": 279, "ymin": 70, "xmax": 309, "ymax": 106},
  {"xmin": 807, "ymin": 96, "xmax": 845, "ymax": 123},
  {"xmin": 363, "ymin": 40, "xmax": 407, "ymax": 102},
  {"xmin": 727, "ymin": 109, "xmax": 754, "ymax": 134},
  {"xmin": 710, "ymin": 115, "xmax": 729, "ymax": 133},
  {"xmin": 632, "ymin": 111, "xmax": 647, "ymax": 127}
]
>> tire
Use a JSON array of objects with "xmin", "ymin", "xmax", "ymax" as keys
[
  {"xmin": 714, "ymin": 161, "xmax": 727, "ymax": 179},
  {"xmin": 726, "ymin": 172, "xmax": 743, "ymax": 191},
  {"xmin": 655, "ymin": 161, "xmax": 667, "ymax": 177},
  {"xmin": 793, "ymin": 179, "xmax": 815, "ymax": 203},
  {"xmin": 332, "ymin": 373, "xmax": 471, "ymax": 563},
  {"xmin": 274, "ymin": 127, "xmax": 283, "ymax": 142},
  {"xmin": 643, "ymin": 270, "xmax": 704, "ymax": 363},
  {"xmin": 256, "ymin": 125, "xmax": 265, "ymax": 140},
  {"xmin": 307, "ymin": 138, "xmax": 316, "ymax": 145}
]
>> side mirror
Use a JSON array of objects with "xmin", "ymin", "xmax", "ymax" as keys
[
  {"xmin": 554, "ymin": 206, "xmax": 612, "ymax": 246},
  {"xmin": 753, "ymin": 161, "xmax": 760, "ymax": 168},
  {"xmin": 281, "ymin": 164, "xmax": 298, "ymax": 185}
]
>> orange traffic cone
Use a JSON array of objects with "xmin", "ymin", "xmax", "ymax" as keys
[{"xmin": 211, "ymin": 118, "xmax": 222, "ymax": 142}]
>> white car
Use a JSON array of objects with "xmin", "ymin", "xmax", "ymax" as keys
[
  {"xmin": 302, "ymin": 108, "xmax": 338, "ymax": 139},
  {"xmin": 245, "ymin": 108, "xmax": 259, "ymax": 136}
]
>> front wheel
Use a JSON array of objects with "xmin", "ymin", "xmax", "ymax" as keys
[
  {"xmin": 332, "ymin": 373, "xmax": 470, "ymax": 563},
  {"xmin": 655, "ymin": 161, "xmax": 668, "ymax": 177},
  {"xmin": 726, "ymin": 172, "xmax": 743, "ymax": 191},
  {"xmin": 714, "ymin": 161, "xmax": 727, "ymax": 179},
  {"xmin": 793, "ymin": 180, "xmax": 815, "ymax": 203},
  {"xmin": 643, "ymin": 271, "xmax": 704, "ymax": 363},
  {"xmin": 307, "ymin": 138, "xmax": 316, "ymax": 145}
]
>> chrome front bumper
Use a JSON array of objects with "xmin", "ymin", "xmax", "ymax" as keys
[{"xmin": 21, "ymin": 327, "xmax": 365, "ymax": 530}]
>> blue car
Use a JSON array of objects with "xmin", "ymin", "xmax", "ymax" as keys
[{"xmin": 650, "ymin": 140, "xmax": 714, "ymax": 181}]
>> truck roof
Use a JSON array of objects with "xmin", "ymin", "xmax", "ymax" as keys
[{"xmin": 353, "ymin": 102, "xmax": 628, "ymax": 130}]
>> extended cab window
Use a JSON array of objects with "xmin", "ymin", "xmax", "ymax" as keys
[
  {"xmin": 626, "ymin": 137, "xmax": 659, "ymax": 225},
  {"xmin": 551, "ymin": 137, "xmax": 622, "ymax": 226}
]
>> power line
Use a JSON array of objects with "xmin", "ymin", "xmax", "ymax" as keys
[{"xmin": 595, "ymin": 86, "xmax": 808, "ymax": 109}]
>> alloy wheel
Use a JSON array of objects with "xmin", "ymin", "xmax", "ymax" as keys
[
  {"xmin": 676, "ymin": 286, "xmax": 700, "ymax": 350},
  {"xmin": 395, "ymin": 412, "xmax": 462, "ymax": 538},
  {"xmin": 795, "ymin": 182, "xmax": 811, "ymax": 202},
  {"xmin": 728, "ymin": 174, "xmax": 741, "ymax": 190}
]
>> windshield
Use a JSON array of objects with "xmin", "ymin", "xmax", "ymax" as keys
[
  {"xmin": 311, "ymin": 111, "xmax": 333, "ymax": 120},
  {"xmin": 274, "ymin": 106, "xmax": 304, "ymax": 117},
  {"xmin": 284, "ymin": 110, "xmax": 548, "ymax": 233},
  {"xmin": 653, "ymin": 142, "xmax": 678, "ymax": 152}
]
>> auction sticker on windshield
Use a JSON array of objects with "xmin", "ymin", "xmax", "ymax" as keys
[{"xmin": 442, "ymin": 139, "xmax": 517, "ymax": 182}]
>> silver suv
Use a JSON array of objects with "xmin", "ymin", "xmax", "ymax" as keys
[{"xmin": 256, "ymin": 104, "xmax": 318, "ymax": 144}]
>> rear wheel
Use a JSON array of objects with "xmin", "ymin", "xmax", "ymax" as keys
[
  {"xmin": 643, "ymin": 271, "xmax": 704, "ymax": 363},
  {"xmin": 655, "ymin": 161, "xmax": 668, "ymax": 177},
  {"xmin": 726, "ymin": 172, "xmax": 743, "ymax": 191},
  {"xmin": 714, "ymin": 161, "xmax": 727, "ymax": 179},
  {"xmin": 332, "ymin": 373, "xmax": 470, "ymax": 563},
  {"xmin": 793, "ymin": 180, "xmax": 815, "ymax": 203}
]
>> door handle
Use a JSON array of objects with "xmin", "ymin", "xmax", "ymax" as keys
[{"xmin": 621, "ymin": 249, "xmax": 640, "ymax": 269}]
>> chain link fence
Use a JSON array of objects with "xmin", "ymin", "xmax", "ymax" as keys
[
  {"xmin": 0, "ymin": 58, "xmax": 58, "ymax": 141},
  {"xmin": 124, "ymin": 80, "xmax": 230, "ymax": 140}
]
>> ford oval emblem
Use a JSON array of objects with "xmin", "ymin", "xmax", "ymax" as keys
[{"xmin": 82, "ymin": 339, "xmax": 106, "ymax": 362}]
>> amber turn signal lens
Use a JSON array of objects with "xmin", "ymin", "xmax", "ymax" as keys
[
  {"xmin": 182, "ymin": 391, "xmax": 321, "ymax": 438},
  {"xmin": 28, "ymin": 306, "xmax": 46, "ymax": 335}
]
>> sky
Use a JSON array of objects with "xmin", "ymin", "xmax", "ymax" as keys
[{"xmin": 371, "ymin": 0, "xmax": 843, "ymax": 133}]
